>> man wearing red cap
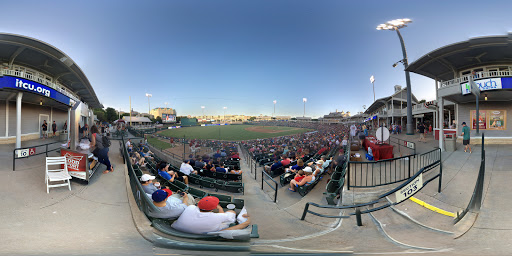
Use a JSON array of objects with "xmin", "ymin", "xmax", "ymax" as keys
[
  {"xmin": 147, "ymin": 189, "xmax": 189, "ymax": 220},
  {"xmin": 171, "ymin": 196, "xmax": 250, "ymax": 234}
]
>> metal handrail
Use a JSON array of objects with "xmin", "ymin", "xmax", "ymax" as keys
[
  {"xmin": 440, "ymin": 70, "xmax": 512, "ymax": 88},
  {"xmin": 454, "ymin": 133, "xmax": 485, "ymax": 223},
  {"xmin": 13, "ymin": 140, "xmax": 64, "ymax": 171},
  {"xmin": 261, "ymin": 170, "xmax": 278, "ymax": 203},
  {"xmin": 302, "ymin": 156, "xmax": 442, "ymax": 220}
]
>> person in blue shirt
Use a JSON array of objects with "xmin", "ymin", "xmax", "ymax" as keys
[
  {"xmin": 213, "ymin": 151, "xmax": 221, "ymax": 159},
  {"xmin": 214, "ymin": 163, "xmax": 227, "ymax": 173},
  {"xmin": 264, "ymin": 158, "xmax": 282, "ymax": 174},
  {"xmin": 220, "ymin": 150, "xmax": 227, "ymax": 157},
  {"xmin": 158, "ymin": 162, "xmax": 189, "ymax": 185}
]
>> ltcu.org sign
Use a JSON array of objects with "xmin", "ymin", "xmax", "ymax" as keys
[
  {"xmin": 0, "ymin": 76, "xmax": 71, "ymax": 105},
  {"xmin": 461, "ymin": 78, "xmax": 502, "ymax": 95}
]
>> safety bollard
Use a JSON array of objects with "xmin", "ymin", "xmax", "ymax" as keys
[{"xmin": 356, "ymin": 208, "xmax": 363, "ymax": 226}]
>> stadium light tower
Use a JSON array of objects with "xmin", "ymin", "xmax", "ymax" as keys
[
  {"xmin": 223, "ymin": 107, "xmax": 227, "ymax": 122},
  {"xmin": 303, "ymin": 98, "xmax": 307, "ymax": 117},
  {"xmin": 164, "ymin": 102, "xmax": 168, "ymax": 110},
  {"xmin": 273, "ymin": 100, "xmax": 277, "ymax": 117},
  {"xmin": 376, "ymin": 18, "xmax": 414, "ymax": 135},
  {"xmin": 145, "ymin": 93, "xmax": 152, "ymax": 117},
  {"xmin": 201, "ymin": 106, "xmax": 205, "ymax": 121},
  {"xmin": 370, "ymin": 75, "xmax": 375, "ymax": 102}
]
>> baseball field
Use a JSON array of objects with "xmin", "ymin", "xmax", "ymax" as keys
[{"xmin": 157, "ymin": 125, "xmax": 312, "ymax": 141}]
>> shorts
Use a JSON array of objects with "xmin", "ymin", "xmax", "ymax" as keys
[
  {"xmin": 42, "ymin": 130, "xmax": 47, "ymax": 135},
  {"xmin": 419, "ymin": 133, "xmax": 425, "ymax": 139},
  {"xmin": 463, "ymin": 139, "xmax": 470, "ymax": 145},
  {"xmin": 175, "ymin": 175, "xmax": 185, "ymax": 182}
]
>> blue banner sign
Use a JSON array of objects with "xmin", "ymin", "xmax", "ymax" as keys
[
  {"xmin": 461, "ymin": 77, "xmax": 512, "ymax": 95},
  {"xmin": 0, "ymin": 76, "xmax": 71, "ymax": 105}
]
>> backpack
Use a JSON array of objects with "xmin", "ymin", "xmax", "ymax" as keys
[{"xmin": 102, "ymin": 134, "xmax": 111, "ymax": 148}]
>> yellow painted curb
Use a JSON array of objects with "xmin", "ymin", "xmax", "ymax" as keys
[{"xmin": 409, "ymin": 197, "xmax": 456, "ymax": 218}]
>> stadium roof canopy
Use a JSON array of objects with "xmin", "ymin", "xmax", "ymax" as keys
[
  {"xmin": 0, "ymin": 33, "xmax": 101, "ymax": 108},
  {"xmin": 407, "ymin": 33, "xmax": 512, "ymax": 81},
  {"xmin": 122, "ymin": 116, "xmax": 152, "ymax": 123}
]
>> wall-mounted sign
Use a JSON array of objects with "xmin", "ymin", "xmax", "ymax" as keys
[
  {"xmin": 470, "ymin": 110, "xmax": 507, "ymax": 130},
  {"xmin": 0, "ymin": 76, "xmax": 71, "ymax": 105},
  {"xmin": 395, "ymin": 173, "xmax": 423, "ymax": 203}
]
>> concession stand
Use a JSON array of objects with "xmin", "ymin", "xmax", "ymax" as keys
[
  {"xmin": 362, "ymin": 136, "xmax": 394, "ymax": 161},
  {"xmin": 61, "ymin": 139, "xmax": 98, "ymax": 183}
]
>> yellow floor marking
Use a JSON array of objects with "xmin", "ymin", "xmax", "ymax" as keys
[{"xmin": 409, "ymin": 196, "xmax": 457, "ymax": 218}]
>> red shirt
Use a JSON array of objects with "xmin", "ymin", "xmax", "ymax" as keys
[
  {"xmin": 317, "ymin": 147, "xmax": 327, "ymax": 155},
  {"xmin": 294, "ymin": 175, "xmax": 305, "ymax": 182},
  {"xmin": 281, "ymin": 158, "xmax": 291, "ymax": 166}
]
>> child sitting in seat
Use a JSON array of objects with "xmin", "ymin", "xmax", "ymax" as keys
[
  {"xmin": 230, "ymin": 165, "xmax": 243, "ymax": 175},
  {"xmin": 293, "ymin": 170, "xmax": 305, "ymax": 183}
]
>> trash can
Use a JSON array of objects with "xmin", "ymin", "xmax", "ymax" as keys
[{"xmin": 445, "ymin": 134, "xmax": 456, "ymax": 152}]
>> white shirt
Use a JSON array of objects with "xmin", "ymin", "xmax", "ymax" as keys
[
  {"xmin": 147, "ymin": 196, "xmax": 187, "ymax": 220},
  {"xmin": 171, "ymin": 205, "xmax": 236, "ymax": 234},
  {"xmin": 126, "ymin": 140, "xmax": 131, "ymax": 148},
  {"xmin": 180, "ymin": 163, "xmax": 194, "ymax": 175}
]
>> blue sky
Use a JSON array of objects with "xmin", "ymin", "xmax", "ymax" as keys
[{"xmin": 3, "ymin": 0, "xmax": 512, "ymax": 117}]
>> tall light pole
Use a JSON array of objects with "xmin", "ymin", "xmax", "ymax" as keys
[
  {"xmin": 303, "ymin": 98, "xmax": 307, "ymax": 117},
  {"xmin": 145, "ymin": 93, "xmax": 152, "ymax": 118},
  {"xmin": 164, "ymin": 102, "xmax": 168, "ymax": 111},
  {"xmin": 223, "ymin": 107, "xmax": 227, "ymax": 122},
  {"xmin": 370, "ymin": 75, "xmax": 376, "ymax": 102},
  {"xmin": 377, "ymin": 18, "xmax": 414, "ymax": 135},
  {"xmin": 201, "ymin": 106, "xmax": 205, "ymax": 121},
  {"xmin": 273, "ymin": 100, "xmax": 277, "ymax": 118}
]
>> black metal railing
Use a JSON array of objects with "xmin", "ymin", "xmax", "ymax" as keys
[
  {"xmin": 13, "ymin": 140, "xmax": 64, "ymax": 171},
  {"xmin": 261, "ymin": 170, "xmax": 278, "ymax": 203},
  {"xmin": 389, "ymin": 136, "xmax": 416, "ymax": 156},
  {"xmin": 301, "ymin": 156, "xmax": 442, "ymax": 221},
  {"xmin": 454, "ymin": 133, "xmax": 485, "ymax": 224},
  {"xmin": 347, "ymin": 148, "xmax": 441, "ymax": 189}
]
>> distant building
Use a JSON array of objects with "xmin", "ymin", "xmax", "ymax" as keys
[{"xmin": 122, "ymin": 116, "xmax": 152, "ymax": 125}]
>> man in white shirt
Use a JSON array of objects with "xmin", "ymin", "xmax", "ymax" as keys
[
  {"xmin": 126, "ymin": 139, "xmax": 132, "ymax": 152},
  {"xmin": 147, "ymin": 189, "xmax": 189, "ymax": 220},
  {"xmin": 180, "ymin": 160, "xmax": 197, "ymax": 176},
  {"xmin": 171, "ymin": 196, "xmax": 250, "ymax": 234}
]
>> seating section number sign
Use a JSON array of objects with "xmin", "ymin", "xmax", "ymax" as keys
[
  {"xmin": 395, "ymin": 173, "xmax": 423, "ymax": 203},
  {"xmin": 16, "ymin": 148, "xmax": 36, "ymax": 158}
]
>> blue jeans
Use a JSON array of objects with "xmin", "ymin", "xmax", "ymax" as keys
[{"xmin": 97, "ymin": 147, "xmax": 111, "ymax": 171}]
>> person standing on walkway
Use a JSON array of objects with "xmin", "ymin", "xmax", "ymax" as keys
[
  {"xmin": 417, "ymin": 122, "xmax": 426, "ymax": 143},
  {"xmin": 41, "ymin": 120, "xmax": 48, "ymax": 139},
  {"xmin": 461, "ymin": 122, "xmax": 472, "ymax": 153},
  {"xmin": 52, "ymin": 121, "xmax": 57, "ymax": 137},
  {"xmin": 90, "ymin": 125, "xmax": 114, "ymax": 174}
]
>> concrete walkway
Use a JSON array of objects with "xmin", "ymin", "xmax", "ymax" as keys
[{"xmin": 0, "ymin": 139, "xmax": 154, "ymax": 255}]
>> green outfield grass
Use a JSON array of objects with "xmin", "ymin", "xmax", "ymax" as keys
[{"xmin": 158, "ymin": 125, "xmax": 312, "ymax": 141}]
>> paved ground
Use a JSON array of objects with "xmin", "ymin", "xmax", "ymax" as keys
[{"xmin": 1, "ymin": 130, "xmax": 511, "ymax": 255}]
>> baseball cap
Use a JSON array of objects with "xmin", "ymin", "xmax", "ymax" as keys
[
  {"xmin": 303, "ymin": 167, "xmax": 313, "ymax": 173},
  {"xmin": 162, "ymin": 188, "xmax": 173, "ymax": 197},
  {"xmin": 140, "ymin": 174, "xmax": 156, "ymax": 182},
  {"xmin": 152, "ymin": 190, "xmax": 168, "ymax": 202},
  {"xmin": 198, "ymin": 196, "xmax": 220, "ymax": 211},
  {"xmin": 316, "ymin": 160, "xmax": 324, "ymax": 165},
  {"xmin": 462, "ymin": 122, "xmax": 466, "ymax": 125}
]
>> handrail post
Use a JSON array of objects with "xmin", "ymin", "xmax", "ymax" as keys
[
  {"xmin": 301, "ymin": 203, "xmax": 310, "ymax": 220},
  {"xmin": 438, "ymin": 149, "xmax": 442, "ymax": 193},
  {"xmin": 13, "ymin": 150, "xmax": 16, "ymax": 171},
  {"xmin": 347, "ymin": 162, "xmax": 350, "ymax": 190},
  {"xmin": 261, "ymin": 170, "xmax": 264, "ymax": 190},
  {"xmin": 274, "ymin": 180, "xmax": 278, "ymax": 203},
  {"xmin": 356, "ymin": 208, "xmax": 363, "ymax": 226},
  {"xmin": 46, "ymin": 144, "xmax": 48, "ymax": 157}
]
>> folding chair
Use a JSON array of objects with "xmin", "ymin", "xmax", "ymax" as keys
[{"xmin": 45, "ymin": 156, "xmax": 72, "ymax": 193}]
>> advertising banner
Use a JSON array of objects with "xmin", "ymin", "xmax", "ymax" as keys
[
  {"xmin": 461, "ymin": 78, "xmax": 502, "ymax": 95},
  {"xmin": 61, "ymin": 149, "xmax": 87, "ymax": 180},
  {"xmin": 0, "ymin": 76, "xmax": 71, "ymax": 105},
  {"xmin": 470, "ymin": 110, "xmax": 507, "ymax": 130}
]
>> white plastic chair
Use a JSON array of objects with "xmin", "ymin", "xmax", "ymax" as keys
[{"xmin": 45, "ymin": 156, "xmax": 72, "ymax": 193}]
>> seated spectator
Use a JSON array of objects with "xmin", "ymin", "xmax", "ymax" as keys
[
  {"xmin": 213, "ymin": 151, "xmax": 221, "ymax": 159},
  {"xmin": 342, "ymin": 136, "xmax": 348, "ymax": 151},
  {"xmin": 220, "ymin": 150, "xmax": 227, "ymax": 157},
  {"xmin": 194, "ymin": 157, "xmax": 206, "ymax": 169},
  {"xmin": 126, "ymin": 138, "xmax": 133, "ymax": 152},
  {"xmin": 289, "ymin": 167, "xmax": 315, "ymax": 192},
  {"xmin": 264, "ymin": 158, "xmax": 282, "ymax": 174},
  {"xmin": 321, "ymin": 156, "xmax": 333, "ymax": 174},
  {"xmin": 131, "ymin": 152, "xmax": 146, "ymax": 167},
  {"xmin": 188, "ymin": 154, "xmax": 196, "ymax": 166},
  {"xmin": 204, "ymin": 160, "xmax": 214, "ymax": 172},
  {"xmin": 140, "ymin": 174, "xmax": 160, "ymax": 194},
  {"xmin": 158, "ymin": 162, "xmax": 189, "ymax": 185},
  {"xmin": 231, "ymin": 152, "xmax": 239, "ymax": 159},
  {"xmin": 280, "ymin": 155, "xmax": 291, "ymax": 166},
  {"xmin": 147, "ymin": 189, "xmax": 189, "ymax": 220},
  {"xmin": 333, "ymin": 153, "xmax": 347, "ymax": 168},
  {"xmin": 283, "ymin": 159, "xmax": 304, "ymax": 180},
  {"xmin": 180, "ymin": 160, "xmax": 197, "ymax": 176},
  {"xmin": 171, "ymin": 196, "xmax": 250, "ymax": 234},
  {"xmin": 230, "ymin": 165, "xmax": 242, "ymax": 175},
  {"xmin": 293, "ymin": 170, "xmax": 305, "ymax": 183},
  {"xmin": 214, "ymin": 163, "xmax": 227, "ymax": 173},
  {"xmin": 313, "ymin": 160, "xmax": 324, "ymax": 176}
]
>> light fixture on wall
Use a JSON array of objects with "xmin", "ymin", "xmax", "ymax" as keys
[
  {"xmin": 40, "ymin": 99, "xmax": 43, "ymax": 105},
  {"xmin": 484, "ymin": 94, "xmax": 488, "ymax": 101}
]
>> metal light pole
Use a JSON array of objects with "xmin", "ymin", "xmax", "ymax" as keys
[
  {"xmin": 223, "ymin": 107, "xmax": 227, "ymax": 122},
  {"xmin": 370, "ymin": 75, "xmax": 376, "ymax": 102},
  {"xmin": 145, "ymin": 93, "xmax": 152, "ymax": 118},
  {"xmin": 377, "ymin": 18, "xmax": 414, "ymax": 135},
  {"xmin": 303, "ymin": 98, "xmax": 307, "ymax": 117},
  {"xmin": 273, "ymin": 100, "xmax": 277, "ymax": 118}
]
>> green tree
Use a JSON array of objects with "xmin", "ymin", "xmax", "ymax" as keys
[
  {"xmin": 93, "ymin": 108, "xmax": 106, "ymax": 122},
  {"xmin": 105, "ymin": 107, "xmax": 118, "ymax": 122},
  {"xmin": 156, "ymin": 116, "xmax": 162, "ymax": 123},
  {"xmin": 419, "ymin": 99, "xmax": 426, "ymax": 103},
  {"xmin": 121, "ymin": 113, "xmax": 131, "ymax": 117},
  {"xmin": 249, "ymin": 116, "xmax": 256, "ymax": 121}
]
